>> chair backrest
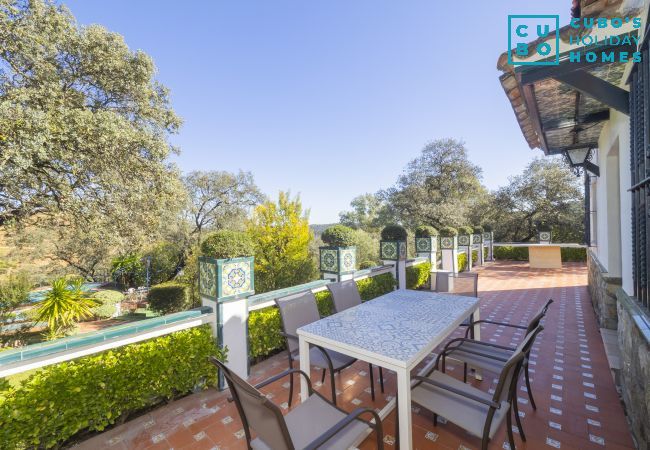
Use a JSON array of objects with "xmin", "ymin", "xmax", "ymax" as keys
[
  {"xmin": 275, "ymin": 291, "xmax": 321, "ymax": 353},
  {"xmin": 451, "ymin": 272, "xmax": 478, "ymax": 297},
  {"xmin": 327, "ymin": 280, "xmax": 362, "ymax": 313},
  {"xmin": 491, "ymin": 324, "xmax": 544, "ymax": 404},
  {"xmin": 209, "ymin": 357, "xmax": 294, "ymax": 450},
  {"xmin": 524, "ymin": 299, "xmax": 553, "ymax": 335}
]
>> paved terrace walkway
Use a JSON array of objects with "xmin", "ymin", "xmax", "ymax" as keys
[{"xmin": 75, "ymin": 262, "xmax": 635, "ymax": 450}]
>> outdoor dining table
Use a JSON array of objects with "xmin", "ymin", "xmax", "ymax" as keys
[{"xmin": 297, "ymin": 289, "xmax": 480, "ymax": 449}]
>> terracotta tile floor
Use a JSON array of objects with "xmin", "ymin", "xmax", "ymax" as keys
[{"xmin": 74, "ymin": 261, "xmax": 635, "ymax": 450}]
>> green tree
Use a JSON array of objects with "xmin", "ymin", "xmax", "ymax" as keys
[
  {"xmin": 485, "ymin": 158, "xmax": 584, "ymax": 242},
  {"xmin": 35, "ymin": 277, "xmax": 96, "ymax": 337},
  {"xmin": 0, "ymin": 0, "xmax": 185, "ymax": 237},
  {"xmin": 381, "ymin": 138, "xmax": 486, "ymax": 229},
  {"xmin": 183, "ymin": 171, "xmax": 264, "ymax": 239},
  {"xmin": 339, "ymin": 193, "xmax": 393, "ymax": 232},
  {"xmin": 247, "ymin": 192, "xmax": 314, "ymax": 292}
]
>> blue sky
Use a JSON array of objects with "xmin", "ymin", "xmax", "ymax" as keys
[{"xmin": 62, "ymin": 0, "xmax": 571, "ymax": 223}]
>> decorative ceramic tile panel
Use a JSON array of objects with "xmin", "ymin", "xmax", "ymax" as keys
[
  {"xmin": 415, "ymin": 237, "xmax": 434, "ymax": 253},
  {"xmin": 220, "ymin": 260, "xmax": 252, "ymax": 298},
  {"xmin": 199, "ymin": 259, "xmax": 217, "ymax": 298},
  {"xmin": 458, "ymin": 235, "xmax": 470, "ymax": 246},
  {"xmin": 483, "ymin": 232, "xmax": 493, "ymax": 241},
  {"xmin": 320, "ymin": 248, "xmax": 339, "ymax": 273},
  {"xmin": 298, "ymin": 289, "xmax": 478, "ymax": 365},
  {"xmin": 339, "ymin": 247, "xmax": 356, "ymax": 272},
  {"xmin": 398, "ymin": 241, "xmax": 407, "ymax": 260},
  {"xmin": 380, "ymin": 241, "xmax": 398, "ymax": 260},
  {"xmin": 472, "ymin": 234, "xmax": 482, "ymax": 244},
  {"xmin": 440, "ymin": 236, "xmax": 456, "ymax": 250},
  {"xmin": 539, "ymin": 231, "xmax": 551, "ymax": 242}
]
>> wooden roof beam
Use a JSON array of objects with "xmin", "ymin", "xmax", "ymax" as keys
[{"xmin": 554, "ymin": 70, "xmax": 629, "ymax": 115}]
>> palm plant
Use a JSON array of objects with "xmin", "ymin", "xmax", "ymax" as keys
[{"xmin": 36, "ymin": 277, "xmax": 97, "ymax": 336}]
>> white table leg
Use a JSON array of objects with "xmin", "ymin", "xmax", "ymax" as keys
[
  {"xmin": 396, "ymin": 369, "xmax": 412, "ymax": 449},
  {"xmin": 472, "ymin": 307, "xmax": 483, "ymax": 381},
  {"xmin": 298, "ymin": 336, "xmax": 310, "ymax": 402}
]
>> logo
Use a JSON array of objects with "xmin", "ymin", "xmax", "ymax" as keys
[{"xmin": 508, "ymin": 15, "xmax": 560, "ymax": 66}]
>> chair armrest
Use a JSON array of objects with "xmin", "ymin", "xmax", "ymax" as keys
[
  {"xmin": 304, "ymin": 407, "xmax": 384, "ymax": 450},
  {"xmin": 444, "ymin": 337, "xmax": 516, "ymax": 352},
  {"xmin": 413, "ymin": 376, "xmax": 500, "ymax": 409},
  {"xmin": 463, "ymin": 319, "xmax": 526, "ymax": 337},
  {"xmin": 255, "ymin": 368, "xmax": 313, "ymax": 394},
  {"xmin": 279, "ymin": 331, "xmax": 299, "ymax": 341}
]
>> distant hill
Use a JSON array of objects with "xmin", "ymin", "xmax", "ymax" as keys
[{"xmin": 310, "ymin": 223, "xmax": 336, "ymax": 236}]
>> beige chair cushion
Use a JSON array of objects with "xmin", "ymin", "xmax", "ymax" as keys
[
  {"xmin": 251, "ymin": 394, "xmax": 370, "ymax": 449},
  {"xmin": 412, "ymin": 371, "xmax": 509, "ymax": 440}
]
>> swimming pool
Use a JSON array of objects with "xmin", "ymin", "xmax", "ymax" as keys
[{"xmin": 27, "ymin": 282, "xmax": 105, "ymax": 303}]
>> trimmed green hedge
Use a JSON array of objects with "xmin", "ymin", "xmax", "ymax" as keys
[
  {"xmin": 493, "ymin": 246, "xmax": 587, "ymax": 262},
  {"xmin": 458, "ymin": 252, "xmax": 467, "ymax": 271},
  {"xmin": 406, "ymin": 262, "xmax": 431, "ymax": 289},
  {"xmin": 248, "ymin": 273, "xmax": 396, "ymax": 360},
  {"xmin": 561, "ymin": 247, "xmax": 587, "ymax": 262},
  {"xmin": 148, "ymin": 282, "xmax": 190, "ymax": 315},
  {"xmin": 0, "ymin": 325, "xmax": 222, "ymax": 449}
]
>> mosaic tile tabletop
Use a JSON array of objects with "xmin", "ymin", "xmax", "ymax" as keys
[{"xmin": 298, "ymin": 289, "xmax": 478, "ymax": 367}]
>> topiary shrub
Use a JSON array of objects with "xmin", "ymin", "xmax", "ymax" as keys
[
  {"xmin": 148, "ymin": 282, "xmax": 189, "ymax": 315},
  {"xmin": 483, "ymin": 224, "xmax": 493, "ymax": 232},
  {"xmin": 473, "ymin": 225, "xmax": 484, "ymax": 235},
  {"xmin": 439, "ymin": 226, "xmax": 458, "ymax": 237},
  {"xmin": 458, "ymin": 226, "xmax": 474, "ymax": 236},
  {"xmin": 381, "ymin": 224, "xmax": 407, "ymax": 241},
  {"xmin": 90, "ymin": 290, "xmax": 124, "ymax": 319},
  {"xmin": 321, "ymin": 225, "xmax": 356, "ymax": 247},
  {"xmin": 536, "ymin": 222, "xmax": 552, "ymax": 232},
  {"xmin": 200, "ymin": 230, "xmax": 254, "ymax": 259},
  {"xmin": 415, "ymin": 226, "xmax": 438, "ymax": 237},
  {"xmin": 0, "ymin": 325, "xmax": 222, "ymax": 449}
]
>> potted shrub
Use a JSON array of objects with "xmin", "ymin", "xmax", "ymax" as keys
[
  {"xmin": 472, "ymin": 225, "xmax": 484, "ymax": 245},
  {"xmin": 380, "ymin": 224, "xmax": 408, "ymax": 261},
  {"xmin": 537, "ymin": 222, "xmax": 552, "ymax": 244},
  {"xmin": 439, "ymin": 226, "xmax": 458, "ymax": 250},
  {"xmin": 414, "ymin": 225, "xmax": 439, "ymax": 254},
  {"xmin": 319, "ymin": 225, "xmax": 357, "ymax": 275},
  {"xmin": 457, "ymin": 226, "xmax": 474, "ymax": 247},
  {"xmin": 199, "ymin": 230, "xmax": 255, "ymax": 300}
]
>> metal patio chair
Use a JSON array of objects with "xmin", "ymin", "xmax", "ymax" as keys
[
  {"xmin": 209, "ymin": 357, "xmax": 384, "ymax": 450},
  {"xmin": 455, "ymin": 298, "xmax": 553, "ymax": 410},
  {"xmin": 327, "ymin": 280, "xmax": 385, "ymax": 400},
  {"xmin": 276, "ymin": 291, "xmax": 360, "ymax": 406},
  {"xmin": 411, "ymin": 325, "xmax": 544, "ymax": 450}
]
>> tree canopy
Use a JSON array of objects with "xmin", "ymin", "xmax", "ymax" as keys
[
  {"xmin": 247, "ymin": 192, "xmax": 314, "ymax": 292},
  {"xmin": 380, "ymin": 138, "xmax": 486, "ymax": 229},
  {"xmin": 485, "ymin": 158, "xmax": 584, "ymax": 242},
  {"xmin": 0, "ymin": 0, "xmax": 184, "ymax": 230},
  {"xmin": 183, "ymin": 170, "xmax": 263, "ymax": 238}
]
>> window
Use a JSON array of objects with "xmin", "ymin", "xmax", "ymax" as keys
[{"xmin": 629, "ymin": 32, "xmax": 650, "ymax": 310}]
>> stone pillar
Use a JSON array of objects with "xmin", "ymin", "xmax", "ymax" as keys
[
  {"xmin": 319, "ymin": 246, "xmax": 356, "ymax": 282},
  {"xmin": 483, "ymin": 231, "xmax": 494, "ymax": 261},
  {"xmin": 440, "ymin": 235, "xmax": 458, "ymax": 274},
  {"xmin": 381, "ymin": 240, "xmax": 407, "ymax": 289},
  {"xmin": 199, "ymin": 256, "xmax": 255, "ymax": 388}
]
